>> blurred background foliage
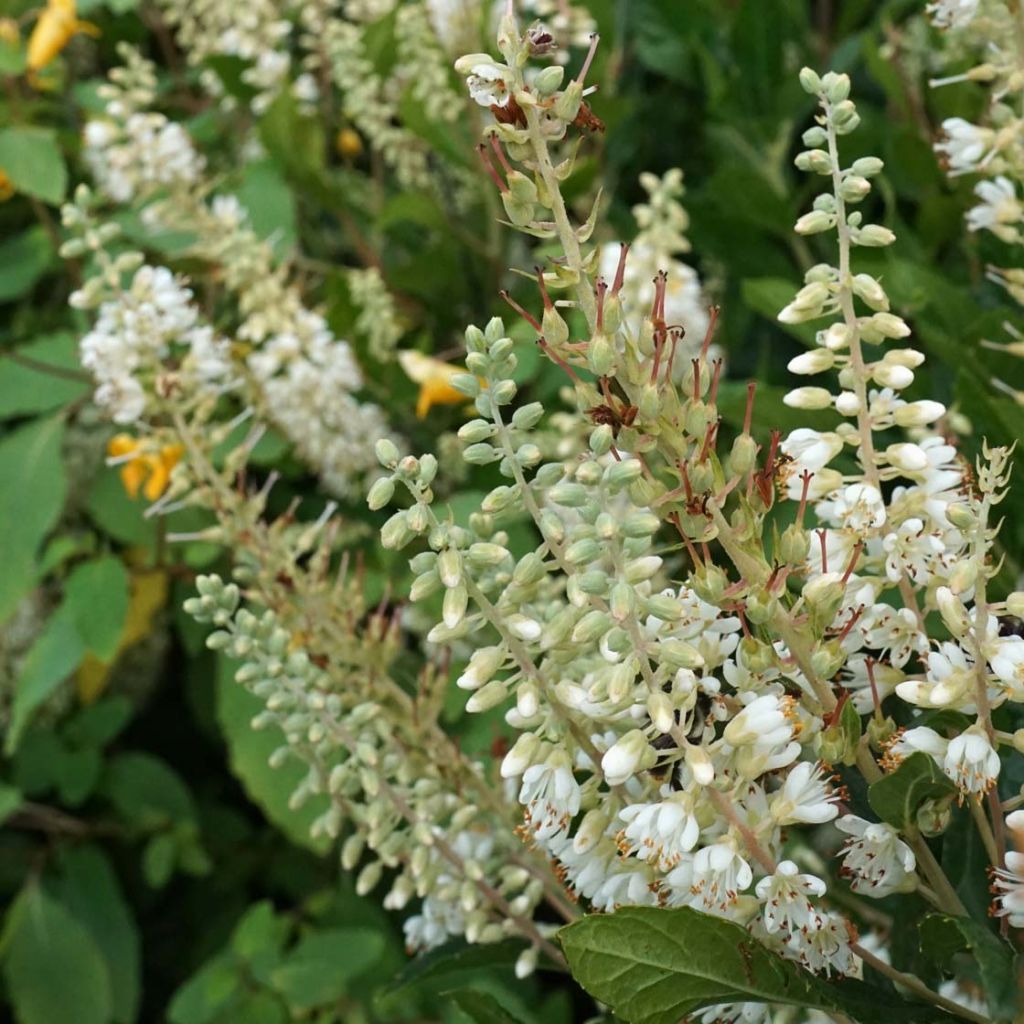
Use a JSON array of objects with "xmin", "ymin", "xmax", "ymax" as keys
[{"xmin": 0, "ymin": 0, "xmax": 1021, "ymax": 1021}]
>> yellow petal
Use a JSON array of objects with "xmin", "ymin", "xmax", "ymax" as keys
[
  {"xmin": 119, "ymin": 460, "xmax": 146, "ymax": 500},
  {"xmin": 107, "ymin": 433, "xmax": 140, "ymax": 458}
]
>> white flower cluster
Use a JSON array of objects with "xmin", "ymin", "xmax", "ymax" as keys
[
  {"xmin": 155, "ymin": 0, "xmax": 295, "ymax": 113},
  {"xmin": 598, "ymin": 168, "xmax": 712, "ymax": 369},
  {"xmin": 76, "ymin": 50, "xmax": 399, "ymax": 498},
  {"xmin": 186, "ymin": 572, "xmax": 557, "ymax": 974},
  {"xmin": 76, "ymin": 265, "xmax": 233, "ymax": 423},
  {"xmin": 926, "ymin": 0, "xmax": 1024, "ymax": 311},
  {"xmin": 83, "ymin": 46, "xmax": 204, "ymax": 203}
]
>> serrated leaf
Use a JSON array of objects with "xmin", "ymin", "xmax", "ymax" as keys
[
  {"xmin": 867, "ymin": 752, "xmax": 957, "ymax": 830},
  {"xmin": 919, "ymin": 914, "xmax": 1018, "ymax": 1022},
  {"xmin": 1, "ymin": 885, "xmax": 113, "ymax": 1024},
  {"xmin": 559, "ymin": 906, "xmax": 947, "ymax": 1024},
  {"xmin": 0, "ymin": 127, "xmax": 68, "ymax": 204},
  {"xmin": 0, "ymin": 415, "xmax": 67, "ymax": 624},
  {"xmin": 63, "ymin": 556, "xmax": 130, "ymax": 661}
]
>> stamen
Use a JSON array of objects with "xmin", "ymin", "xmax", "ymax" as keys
[{"xmin": 477, "ymin": 143, "xmax": 507, "ymax": 192}]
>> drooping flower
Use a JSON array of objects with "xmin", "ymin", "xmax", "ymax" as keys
[
  {"xmin": 836, "ymin": 815, "xmax": 917, "ymax": 897},
  {"xmin": 755, "ymin": 860, "xmax": 826, "ymax": 935},
  {"xmin": 944, "ymin": 724, "xmax": 1000, "ymax": 798},
  {"xmin": 398, "ymin": 350, "xmax": 474, "ymax": 418}
]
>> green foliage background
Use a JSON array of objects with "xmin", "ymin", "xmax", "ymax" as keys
[{"xmin": 0, "ymin": 0, "xmax": 1021, "ymax": 1021}]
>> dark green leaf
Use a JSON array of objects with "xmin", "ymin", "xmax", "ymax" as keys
[
  {"xmin": 867, "ymin": 753, "xmax": 957, "ymax": 831},
  {"xmin": 101, "ymin": 751, "xmax": 197, "ymax": 827},
  {"xmin": 50, "ymin": 845, "xmax": 141, "ymax": 1024},
  {"xmin": 167, "ymin": 953, "xmax": 241, "ymax": 1024},
  {"xmin": 0, "ymin": 415, "xmax": 67, "ymax": 624},
  {"xmin": 919, "ymin": 915, "xmax": 1018, "ymax": 1022},
  {"xmin": 1, "ymin": 885, "xmax": 112, "ymax": 1024},
  {"xmin": 0, "ymin": 782, "xmax": 21, "ymax": 825},
  {"xmin": 445, "ymin": 988, "xmax": 527, "ymax": 1024},
  {"xmin": 559, "ymin": 906, "xmax": 947, "ymax": 1024},
  {"xmin": 269, "ymin": 927, "xmax": 384, "ymax": 1010}
]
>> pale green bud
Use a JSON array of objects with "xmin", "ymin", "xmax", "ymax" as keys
[
  {"xmin": 553, "ymin": 79, "xmax": 583, "ymax": 121},
  {"xmin": 459, "ymin": 418, "xmax": 494, "ymax": 443},
  {"xmin": 589, "ymin": 423, "xmax": 614, "ymax": 455},
  {"xmin": 466, "ymin": 678, "xmax": 509, "ymax": 713},
  {"xmin": 855, "ymin": 224, "xmax": 896, "ymax": 247},
  {"xmin": 410, "ymin": 570, "xmax": 441, "ymax": 601},
  {"xmin": 621, "ymin": 512, "xmax": 660, "ymax": 538},
  {"xmin": 839, "ymin": 175, "xmax": 870, "ymax": 202},
  {"xmin": 534, "ymin": 64, "xmax": 565, "ymax": 96},
  {"xmin": 604, "ymin": 458, "xmax": 643, "ymax": 490},
  {"xmin": 438, "ymin": 548, "xmax": 462, "ymax": 587},
  {"xmin": 795, "ymin": 150, "xmax": 832, "ymax": 174},
  {"xmin": 381, "ymin": 510, "xmax": 414, "ymax": 549},
  {"xmin": 658, "ymin": 639, "xmax": 704, "ymax": 670},
  {"xmin": 468, "ymin": 542, "xmax": 509, "ymax": 568},
  {"xmin": 794, "ymin": 210, "xmax": 833, "ymax": 235},
  {"xmin": 610, "ymin": 582, "xmax": 635, "ymax": 622},
  {"xmin": 443, "ymin": 584, "xmax": 468, "ymax": 628},
  {"xmin": 1007, "ymin": 592, "xmax": 1024, "ymax": 618},
  {"xmin": 851, "ymin": 156, "xmax": 883, "ymax": 177},
  {"xmin": 512, "ymin": 402, "xmax": 544, "ymax": 430},
  {"xmin": 572, "ymin": 610, "xmax": 612, "ymax": 643},
  {"xmin": 645, "ymin": 594, "xmax": 684, "ymax": 620},
  {"xmin": 375, "ymin": 438, "xmax": 400, "ymax": 467},
  {"xmin": 367, "ymin": 476, "xmax": 394, "ymax": 510},
  {"xmin": 588, "ymin": 331, "xmax": 615, "ymax": 376},
  {"xmin": 565, "ymin": 538, "xmax": 601, "ymax": 565},
  {"xmin": 798, "ymin": 67, "xmax": 822, "ymax": 94}
]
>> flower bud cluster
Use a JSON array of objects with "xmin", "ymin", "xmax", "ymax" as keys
[{"xmin": 181, "ymin": 478, "xmax": 569, "ymax": 972}]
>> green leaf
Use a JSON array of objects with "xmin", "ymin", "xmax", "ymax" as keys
[
  {"xmin": 1, "ymin": 885, "xmax": 113, "ymax": 1024},
  {"xmin": 0, "ymin": 334, "xmax": 89, "ymax": 417},
  {"xmin": 559, "ymin": 906, "xmax": 947, "ymax": 1024},
  {"xmin": 0, "ymin": 127, "xmax": 68, "ymax": 205},
  {"xmin": 63, "ymin": 556, "xmax": 130, "ymax": 661},
  {"xmin": 741, "ymin": 277, "xmax": 817, "ymax": 347},
  {"xmin": 919, "ymin": 915, "xmax": 1018, "ymax": 1022},
  {"xmin": 85, "ymin": 468, "xmax": 158, "ymax": 549},
  {"xmin": 214, "ymin": 654, "xmax": 330, "ymax": 853},
  {"xmin": 142, "ymin": 833, "xmax": 177, "ymax": 889},
  {"xmin": 270, "ymin": 927, "xmax": 384, "ymax": 1010},
  {"xmin": 0, "ymin": 226, "xmax": 55, "ymax": 303},
  {"xmin": 5, "ymin": 608, "xmax": 84, "ymax": 754},
  {"xmin": 168, "ymin": 953, "xmax": 241, "ymax": 1024},
  {"xmin": 230, "ymin": 902, "xmax": 288, "ymax": 985},
  {"xmin": 0, "ymin": 782, "xmax": 22, "ymax": 824},
  {"xmin": 380, "ymin": 938, "xmax": 525, "ymax": 1009},
  {"xmin": 867, "ymin": 752, "xmax": 957, "ymax": 831},
  {"xmin": 101, "ymin": 751, "xmax": 197, "ymax": 827},
  {"xmin": 50, "ymin": 845, "xmax": 141, "ymax": 1024},
  {"xmin": 0, "ymin": 415, "xmax": 67, "ymax": 624},
  {"xmin": 445, "ymin": 989, "xmax": 527, "ymax": 1024},
  {"xmin": 235, "ymin": 160, "xmax": 297, "ymax": 259}
]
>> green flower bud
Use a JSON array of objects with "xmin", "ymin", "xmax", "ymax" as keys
[
  {"xmin": 553, "ymin": 79, "xmax": 583, "ymax": 122},
  {"xmin": 534, "ymin": 64, "xmax": 565, "ymax": 97},
  {"xmin": 375, "ymin": 438, "xmax": 400, "ymax": 467},
  {"xmin": 366, "ymin": 476, "xmax": 394, "ymax": 511},
  {"xmin": 512, "ymin": 402, "xmax": 544, "ymax": 430},
  {"xmin": 565, "ymin": 538, "xmax": 601, "ymax": 565},
  {"xmin": 798, "ymin": 67, "xmax": 822, "ymax": 94},
  {"xmin": 610, "ymin": 581, "xmax": 636, "ymax": 622},
  {"xmin": 658, "ymin": 639, "xmax": 704, "ymax": 670},
  {"xmin": 728, "ymin": 434, "xmax": 758, "ymax": 477},
  {"xmin": 588, "ymin": 331, "xmax": 615, "ymax": 376},
  {"xmin": 589, "ymin": 423, "xmax": 614, "ymax": 455}
]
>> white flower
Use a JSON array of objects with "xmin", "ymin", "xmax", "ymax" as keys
[
  {"xmin": 519, "ymin": 751, "xmax": 580, "ymax": 840},
  {"xmin": 991, "ymin": 637, "xmax": 1024, "ymax": 701},
  {"xmin": 770, "ymin": 762, "xmax": 839, "ymax": 825},
  {"xmin": 992, "ymin": 850, "xmax": 1024, "ymax": 928},
  {"xmin": 966, "ymin": 177, "xmax": 1023, "ymax": 243},
  {"xmin": 885, "ymin": 726, "xmax": 948, "ymax": 768},
  {"xmin": 818, "ymin": 482, "xmax": 886, "ymax": 531},
  {"xmin": 836, "ymin": 815, "xmax": 917, "ymax": 897},
  {"xmin": 944, "ymin": 724, "xmax": 1000, "ymax": 797},
  {"xmin": 465, "ymin": 61, "xmax": 511, "ymax": 107},
  {"xmin": 881, "ymin": 518, "xmax": 945, "ymax": 583},
  {"xmin": 617, "ymin": 793, "xmax": 700, "ymax": 870},
  {"xmin": 786, "ymin": 910, "xmax": 856, "ymax": 976},
  {"xmin": 723, "ymin": 694, "xmax": 800, "ymax": 778},
  {"xmin": 781, "ymin": 428, "xmax": 844, "ymax": 499},
  {"xmin": 688, "ymin": 840, "xmax": 753, "ymax": 914},
  {"xmin": 927, "ymin": 0, "xmax": 979, "ymax": 28},
  {"xmin": 600, "ymin": 730, "xmax": 650, "ymax": 786},
  {"xmin": 935, "ymin": 118, "xmax": 994, "ymax": 175},
  {"xmin": 897, "ymin": 642, "xmax": 973, "ymax": 709},
  {"xmin": 755, "ymin": 860, "xmax": 826, "ymax": 935}
]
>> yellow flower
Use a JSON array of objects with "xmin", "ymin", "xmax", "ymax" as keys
[
  {"xmin": 398, "ymin": 350, "xmax": 479, "ymax": 419},
  {"xmin": 0, "ymin": 170, "xmax": 13, "ymax": 202},
  {"xmin": 107, "ymin": 434, "xmax": 184, "ymax": 502},
  {"xmin": 27, "ymin": 0, "xmax": 99, "ymax": 73}
]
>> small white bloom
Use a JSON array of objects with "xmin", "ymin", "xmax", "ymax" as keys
[
  {"xmin": 617, "ymin": 793, "xmax": 700, "ymax": 870},
  {"xmin": 465, "ymin": 61, "xmax": 511, "ymax": 107},
  {"xmin": 688, "ymin": 840, "xmax": 753, "ymax": 914},
  {"xmin": 755, "ymin": 860, "xmax": 826, "ymax": 935},
  {"xmin": 519, "ymin": 750, "xmax": 581, "ymax": 840},
  {"xmin": 935, "ymin": 118, "xmax": 994, "ymax": 175},
  {"xmin": 770, "ymin": 762, "xmax": 839, "ymax": 825},
  {"xmin": 836, "ymin": 815, "xmax": 917, "ymax": 897},
  {"xmin": 944, "ymin": 724, "xmax": 1000, "ymax": 798},
  {"xmin": 966, "ymin": 176, "xmax": 1023, "ymax": 243}
]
